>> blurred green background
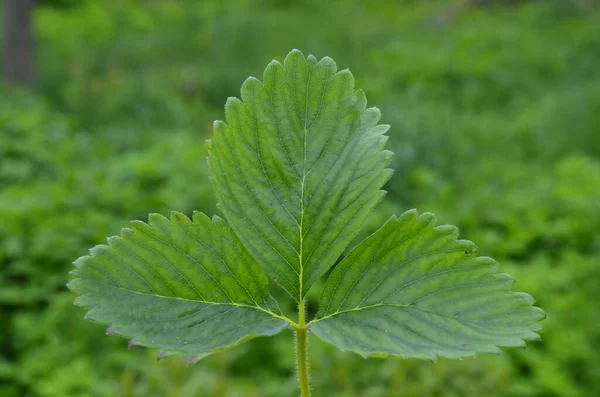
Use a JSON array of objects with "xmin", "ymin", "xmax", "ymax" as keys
[{"xmin": 1, "ymin": 0, "xmax": 599, "ymax": 396}]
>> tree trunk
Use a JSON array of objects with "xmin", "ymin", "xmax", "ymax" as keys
[{"xmin": 2, "ymin": 0, "xmax": 36, "ymax": 85}]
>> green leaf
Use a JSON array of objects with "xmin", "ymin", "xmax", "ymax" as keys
[
  {"xmin": 208, "ymin": 49, "xmax": 393, "ymax": 300},
  {"xmin": 68, "ymin": 212, "xmax": 289, "ymax": 360},
  {"xmin": 310, "ymin": 210, "xmax": 545, "ymax": 360}
]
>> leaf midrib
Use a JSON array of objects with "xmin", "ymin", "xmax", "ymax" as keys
[
  {"xmin": 81, "ymin": 279, "xmax": 296, "ymax": 327},
  {"xmin": 310, "ymin": 300, "xmax": 530, "ymax": 333},
  {"xmin": 312, "ymin": 274, "xmax": 514, "ymax": 325},
  {"xmin": 296, "ymin": 55, "xmax": 316, "ymax": 303}
]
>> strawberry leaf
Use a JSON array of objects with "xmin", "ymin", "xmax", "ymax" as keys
[
  {"xmin": 209, "ymin": 49, "xmax": 393, "ymax": 300},
  {"xmin": 310, "ymin": 210, "xmax": 545, "ymax": 360},
  {"xmin": 68, "ymin": 212, "xmax": 290, "ymax": 361}
]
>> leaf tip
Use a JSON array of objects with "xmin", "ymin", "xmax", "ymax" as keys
[
  {"xmin": 106, "ymin": 326, "xmax": 117, "ymax": 336},
  {"xmin": 240, "ymin": 76, "xmax": 264, "ymax": 102},
  {"xmin": 213, "ymin": 119, "xmax": 227, "ymax": 131},
  {"xmin": 148, "ymin": 212, "xmax": 170, "ymax": 227},
  {"xmin": 378, "ymin": 124, "xmax": 392, "ymax": 135},
  {"xmin": 72, "ymin": 256, "xmax": 88, "ymax": 269},
  {"xmin": 364, "ymin": 106, "xmax": 382, "ymax": 123},
  {"xmin": 284, "ymin": 49, "xmax": 307, "ymax": 69},
  {"xmin": 399, "ymin": 208, "xmax": 419, "ymax": 222},
  {"xmin": 192, "ymin": 211, "xmax": 211, "ymax": 224},
  {"xmin": 266, "ymin": 59, "xmax": 281, "ymax": 68},
  {"xmin": 170, "ymin": 211, "xmax": 190, "ymax": 224},
  {"xmin": 72, "ymin": 296, "xmax": 84, "ymax": 306},
  {"xmin": 66, "ymin": 280, "xmax": 77, "ymax": 292},
  {"xmin": 89, "ymin": 243, "xmax": 111, "ymax": 256},
  {"xmin": 317, "ymin": 55, "xmax": 338, "ymax": 71},
  {"xmin": 532, "ymin": 306, "xmax": 546, "ymax": 322},
  {"xmin": 287, "ymin": 48, "xmax": 304, "ymax": 57},
  {"xmin": 529, "ymin": 332, "xmax": 543, "ymax": 342}
]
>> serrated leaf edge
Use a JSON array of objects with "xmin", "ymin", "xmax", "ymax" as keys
[
  {"xmin": 308, "ymin": 209, "xmax": 546, "ymax": 361},
  {"xmin": 68, "ymin": 211, "xmax": 296, "ymax": 361}
]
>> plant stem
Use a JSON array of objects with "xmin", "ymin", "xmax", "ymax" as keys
[{"xmin": 296, "ymin": 298, "xmax": 311, "ymax": 397}]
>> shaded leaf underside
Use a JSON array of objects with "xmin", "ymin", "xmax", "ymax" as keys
[
  {"xmin": 68, "ymin": 212, "xmax": 288, "ymax": 358},
  {"xmin": 209, "ymin": 49, "xmax": 393, "ymax": 299},
  {"xmin": 310, "ymin": 210, "xmax": 545, "ymax": 360}
]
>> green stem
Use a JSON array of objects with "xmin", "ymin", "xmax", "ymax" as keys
[{"xmin": 296, "ymin": 299, "xmax": 311, "ymax": 397}]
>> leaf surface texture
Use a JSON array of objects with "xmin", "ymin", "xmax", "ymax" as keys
[
  {"xmin": 310, "ymin": 210, "xmax": 545, "ymax": 360},
  {"xmin": 209, "ymin": 49, "xmax": 393, "ymax": 299},
  {"xmin": 68, "ymin": 212, "xmax": 288, "ymax": 358}
]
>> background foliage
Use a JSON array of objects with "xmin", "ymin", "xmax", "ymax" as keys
[{"xmin": 1, "ymin": 0, "xmax": 599, "ymax": 396}]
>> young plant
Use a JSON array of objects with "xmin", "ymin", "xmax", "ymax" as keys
[{"xmin": 68, "ymin": 50, "xmax": 545, "ymax": 396}]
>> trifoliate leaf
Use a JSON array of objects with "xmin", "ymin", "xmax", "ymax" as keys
[
  {"xmin": 310, "ymin": 210, "xmax": 545, "ymax": 360},
  {"xmin": 209, "ymin": 49, "xmax": 393, "ymax": 300},
  {"xmin": 68, "ymin": 212, "xmax": 289, "ymax": 360}
]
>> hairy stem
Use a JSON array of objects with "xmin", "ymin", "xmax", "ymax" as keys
[{"xmin": 296, "ymin": 299, "xmax": 311, "ymax": 397}]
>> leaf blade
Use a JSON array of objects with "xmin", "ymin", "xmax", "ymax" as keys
[
  {"xmin": 209, "ymin": 50, "xmax": 393, "ymax": 299},
  {"xmin": 68, "ymin": 212, "xmax": 289, "ymax": 359},
  {"xmin": 310, "ymin": 210, "xmax": 545, "ymax": 360}
]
